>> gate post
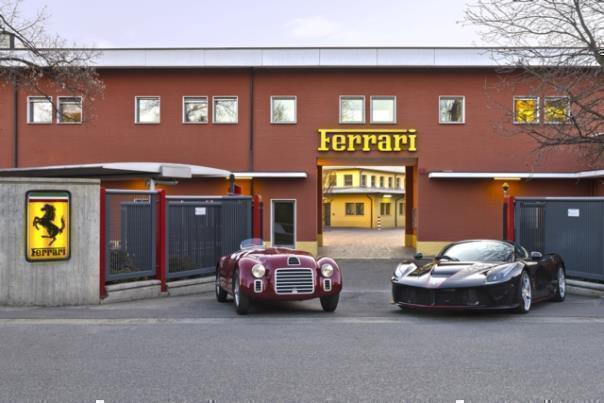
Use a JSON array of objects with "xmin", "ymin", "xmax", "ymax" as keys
[
  {"xmin": 157, "ymin": 189, "xmax": 167, "ymax": 292},
  {"xmin": 99, "ymin": 187, "xmax": 107, "ymax": 299},
  {"xmin": 252, "ymin": 193, "xmax": 263, "ymax": 239},
  {"xmin": 503, "ymin": 195, "xmax": 515, "ymax": 242}
]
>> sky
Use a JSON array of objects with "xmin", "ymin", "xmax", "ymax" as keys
[{"xmin": 19, "ymin": 0, "xmax": 483, "ymax": 48}]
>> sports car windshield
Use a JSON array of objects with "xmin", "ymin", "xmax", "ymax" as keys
[
  {"xmin": 438, "ymin": 241, "xmax": 513, "ymax": 262},
  {"xmin": 240, "ymin": 238, "xmax": 265, "ymax": 250}
]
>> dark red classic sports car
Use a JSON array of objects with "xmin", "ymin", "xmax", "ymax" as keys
[{"xmin": 216, "ymin": 238, "xmax": 343, "ymax": 314}]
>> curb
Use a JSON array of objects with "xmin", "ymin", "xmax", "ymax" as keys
[{"xmin": 567, "ymin": 279, "xmax": 604, "ymax": 298}]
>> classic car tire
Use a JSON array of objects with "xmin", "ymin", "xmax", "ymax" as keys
[
  {"xmin": 552, "ymin": 266, "xmax": 566, "ymax": 302},
  {"xmin": 233, "ymin": 269, "xmax": 251, "ymax": 315},
  {"xmin": 515, "ymin": 270, "xmax": 532, "ymax": 314},
  {"xmin": 320, "ymin": 294, "xmax": 339, "ymax": 312},
  {"xmin": 215, "ymin": 270, "xmax": 228, "ymax": 302}
]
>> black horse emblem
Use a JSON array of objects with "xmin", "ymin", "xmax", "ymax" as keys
[{"xmin": 32, "ymin": 204, "xmax": 65, "ymax": 246}]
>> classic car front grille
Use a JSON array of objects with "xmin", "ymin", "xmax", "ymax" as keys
[{"xmin": 274, "ymin": 268, "xmax": 314, "ymax": 295}]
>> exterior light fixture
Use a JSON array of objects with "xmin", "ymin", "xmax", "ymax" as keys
[{"xmin": 493, "ymin": 177, "xmax": 522, "ymax": 181}]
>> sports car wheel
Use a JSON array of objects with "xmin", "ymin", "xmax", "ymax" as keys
[
  {"xmin": 516, "ymin": 270, "xmax": 532, "ymax": 314},
  {"xmin": 320, "ymin": 293, "xmax": 339, "ymax": 312},
  {"xmin": 233, "ymin": 269, "xmax": 250, "ymax": 315},
  {"xmin": 552, "ymin": 266, "xmax": 566, "ymax": 302},
  {"xmin": 215, "ymin": 269, "xmax": 227, "ymax": 302}
]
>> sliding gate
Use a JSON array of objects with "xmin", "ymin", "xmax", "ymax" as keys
[{"xmin": 515, "ymin": 197, "xmax": 604, "ymax": 281}]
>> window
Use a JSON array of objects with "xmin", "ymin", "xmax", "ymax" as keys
[
  {"xmin": 361, "ymin": 175, "xmax": 367, "ymax": 187},
  {"xmin": 344, "ymin": 174, "xmax": 353, "ymax": 186},
  {"xmin": 57, "ymin": 97, "xmax": 82, "ymax": 124},
  {"xmin": 396, "ymin": 177, "xmax": 401, "ymax": 189},
  {"xmin": 135, "ymin": 96, "xmax": 160, "ymax": 124},
  {"xmin": 399, "ymin": 202, "xmax": 404, "ymax": 215},
  {"xmin": 345, "ymin": 203, "xmax": 364, "ymax": 216},
  {"xmin": 339, "ymin": 96, "xmax": 365, "ymax": 124},
  {"xmin": 271, "ymin": 96, "xmax": 296, "ymax": 124},
  {"xmin": 371, "ymin": 96, "xmax": 396, "ymax": 124},
  {"xmin": 439, "ymin": 96, "xmax": 465, "ymax": 124},
  {"xmin": 371, "ymin": 175, "xmax": 376, "ymax": 187},
  {"xmin": 380, "ymin": 202, "xmax": 391, "ymax": 216},
  {"xmin": 27, "ymin": 96, "xmax": 52, "ymax": 124},
  {"xmin": 327, "ymin": 173, "xmax": 337, "ymax": 187},
  {"xmin": 213, "ymin": 96, "xmax": 238, "ymax": 124},
  {"xmin": 380, "ymin": 177, "xmax": 384, "ymax": 188},
  {"xmin": 513, "ymin": 96, "xmax": 539, "ymax": 124},
  {"xmin": 544, "ymin": 96, "xmax": 570, "ymax": 124},
  {"xmin": 183, "ymin": 96, "xmax": 208, "ymax": 123},
  {"xmin": 388, "ymin": 177, "xmax": 393, "ymax": 188}
]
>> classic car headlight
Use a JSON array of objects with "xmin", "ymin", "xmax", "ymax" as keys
[
  {"xmin": 251, "ymin": 263, "xmax": 266, "ymax": 279},
  {"xmin": 486, "ymin": 263, "xmax": 521, "ymax": 283},
  {"xmin": 393, "ymin": 263, "xmax": 417, "ymax": 280},
  {"xmin": 321, "ymin": 263, "xmax": 334, "ymax": 278}
]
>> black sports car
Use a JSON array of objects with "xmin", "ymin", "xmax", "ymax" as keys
[{"xmin": 392, "ymin": 240, "xmax": 566, "ymax": 313}]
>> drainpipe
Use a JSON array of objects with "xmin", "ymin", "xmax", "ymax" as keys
[{"xmin": 12, "ymin": 81, "xmax": 18, "ymax": 167}]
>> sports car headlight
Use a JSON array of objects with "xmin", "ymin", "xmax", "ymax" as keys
[
  {"xmin": 393, "ymin": 263, "xmax": 417, "ymax": 280},
  {"xmin": 320, "ymin": 263, "xmax": 334, "ymax": 278},
  {"xmin": 251, "ymin": 263, "xmax": 266, "ymax": 279},
  {"xmin": 486, "ymin": 263, "xmax": 520, "ymax": 283}
]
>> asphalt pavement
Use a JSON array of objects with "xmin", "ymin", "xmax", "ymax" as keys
[{"xmin": 1, "ymin": 259, "xmax": 603, "ymax": 402}]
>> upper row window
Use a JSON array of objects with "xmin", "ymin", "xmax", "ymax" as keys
[
  {"xmin": 339, "ymin": 96, "xmax": 397, "ymax": 124},
  {"xmin": 136, "ymin": 96, "xmax": 239, "ymax": 124},
  {"xmin": 513, "ymin": 96, "xmax": 570, "ymax": 124},
  {"xmin": 27, "ymin": 96, "xmax": 83, "ymax": 124}
]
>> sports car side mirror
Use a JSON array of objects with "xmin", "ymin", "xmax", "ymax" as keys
[
  {"xmin": 530, "ymin": 251, "xmax": 543, "ymax": 260},
  {"xmin": 414, "ymin": 253, "xmax": 423, "ymax": 260}
]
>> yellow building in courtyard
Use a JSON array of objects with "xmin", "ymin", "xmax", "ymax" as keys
[{"xmin": 322, "ymin": 167, "xmax": 405, "ymax": 229}]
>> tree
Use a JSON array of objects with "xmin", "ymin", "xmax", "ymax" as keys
[
  {"xmin": 0, "ymin": 0, "xmax": 103, "ymax": 113},
  {"xmin": 465, "ymin": 0, "xmax": 604, "ymax": 163}
]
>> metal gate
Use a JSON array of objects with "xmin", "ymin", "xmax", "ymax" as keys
[
  {"xmin": 104, "ymin": 190, "xmax": 158, "ymax": 282},
  {"xmin": 166, "ymin": 196, "xmax": 252, "ymax": 280},
  {"xmin": 515, "ymin": 197, "xmax": 604, "ymax": 281}
]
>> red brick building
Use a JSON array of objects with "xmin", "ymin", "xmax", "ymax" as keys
[{"xmin": 1, "ymin": 47, "xmax": 602, "ymax": 255}]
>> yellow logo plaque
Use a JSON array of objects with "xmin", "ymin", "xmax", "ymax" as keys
[
  {"xmin": 317, "ymin": 129, "xmax": 417, "ymax": 153},
  {"xmin": 26, "ymin": 191, "xmax": 71, "ymax": 262}
]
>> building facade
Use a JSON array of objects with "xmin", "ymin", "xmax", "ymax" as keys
[
  {"xmin": 1, "ymin": 48, "xmax": 603, "ymax": 256},
  {"xmin": 322, "ymin": 166, "xmax": 404, "ymax": 229}
]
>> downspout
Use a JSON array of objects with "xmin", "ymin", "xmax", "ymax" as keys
[
  {"xmin": 249, "ymin": 68, "xmax": 255, "ymax": 173},
  {"xmin": 365, "ymin": 194, "xmax": 373, "ymax": 229},
  {"xmin": 12, "ymin": 80, "xmax": 18, "ymax": 167}
]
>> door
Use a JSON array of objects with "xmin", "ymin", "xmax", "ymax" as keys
[
  {"xmin": 323, "ymin": 203, "xmax": 331, "ymax": 227},
  {"xmin": 272, "ymin": 200, "xmax": 296, "ymax": 247}
]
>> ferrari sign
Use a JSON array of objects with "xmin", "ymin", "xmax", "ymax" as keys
[
  {"xmin": 317, "ymin": 129, "xmax": 417, "ymax": 153},
  {"xmin": 26, "ymin": 191, "xmax": 71, "ymax": 262}
]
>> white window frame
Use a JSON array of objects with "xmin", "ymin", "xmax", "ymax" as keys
[
  {"xmin": 438, "ymin": 95, "xmax": 465, "ymax": 125},
  {"xmin": 270, "ymin": 199, "xmax": 297, "ymax": 248},
  {"xmin": 370, "ymin": 96, "xmax": 397, "ymax": 124},
  {"xmin": 135, "ymin": 96, "xmax": 161, "ymax": 124},
  {"xmin": 27, "ymin": 96, "xmax": 53, "ymax": 124},
  {"xmin": 213, "ymin": 96, "xmax": 239, "ymax": 124},
  {"xmin": 270, "ymin": 96, "xmax": 297, "ymax": 124},
  {"xmin": 339, "ymin": 95, "xmax": 365, "ymax": 124},
  {"xmin": 57, "ymin": 96, "xmax": 83, "ymax": 125},
  {"xmin": 513, "ymin": 96, "xmax": 540, "ymax": 125},
  {"xmin": 182, "ymin": 96, "xmax": 209, "ymax": 124},
  {"xmin": 543, "ymin": 96, "xmax": 570, "ymax": 125}
]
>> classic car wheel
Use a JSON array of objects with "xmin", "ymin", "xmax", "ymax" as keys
[
  {"xmin": 320, "ymin": 293, "xmax": 339, "ymax": 312},
  {"xmin": 233, "ymin": 269, "xmax": 250, "ymax": 315},
  {"xmin": 552, "ymin": 266, "xmax": 566, "ymax": 302},
  {"xmin": 215, "ymin": 269, "xmax": 227, "ymax": 302},
  {"xmin": 516, "ymin": 271, "xmax": 532, "ymax": 314}
]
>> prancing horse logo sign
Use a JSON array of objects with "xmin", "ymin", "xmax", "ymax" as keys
[{"xmin": 26, "ymin": 191, "xmax": 71, "ymax": 262}]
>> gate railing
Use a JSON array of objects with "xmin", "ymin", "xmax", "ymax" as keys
[{"xmin": 100, "ymin": 190, "xmax": 253, "ymax": 297}]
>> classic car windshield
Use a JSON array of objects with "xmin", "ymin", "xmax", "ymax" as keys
[
  {"xmin": 240, "ymin": 238, "xmax": 265, "ymax": 250},
  {"xmin": 438, "ymin": 241, "xmax": 514, "ymax": 262}
]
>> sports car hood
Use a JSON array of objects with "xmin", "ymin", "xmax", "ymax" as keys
[{"xmin": 395, "ymin": 261, "xmax": 509, "ymax": 288}]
